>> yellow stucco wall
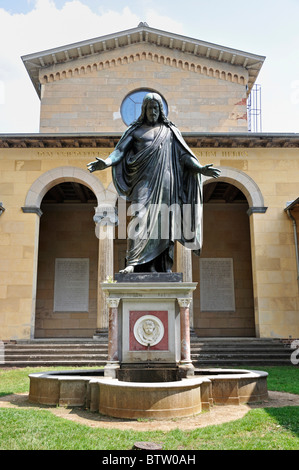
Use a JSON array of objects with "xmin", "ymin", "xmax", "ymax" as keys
[
  {"xmin": 0, "ymin": 145, "xmax": 298, "ymax": 339},
  {"xmin": 0, "ymin": 147, "xmax": 109, "ymax": 339}
]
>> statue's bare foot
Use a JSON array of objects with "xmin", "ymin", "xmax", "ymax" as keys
[{"xmin": 119, "ymin": 265, "xmax": 134, "ymax": 274}]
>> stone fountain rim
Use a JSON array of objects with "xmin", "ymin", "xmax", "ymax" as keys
[
  {"xmin": 28, "ymin": 367, "xmax": 269, "ymax": 417},
  {"xmin": 28, "ymin": 368, "xmax": 268, "ymax": 387}
]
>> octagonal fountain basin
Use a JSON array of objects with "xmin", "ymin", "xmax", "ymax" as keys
[{"xmin": 28, "ymin": 368, "xmax": 268, "ymax": 420}]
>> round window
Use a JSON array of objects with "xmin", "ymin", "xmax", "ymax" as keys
[{"xmin": 121, "ymin": 89, "xmax": 168, "ymax": 126}]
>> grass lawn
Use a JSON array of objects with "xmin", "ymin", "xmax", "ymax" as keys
[{"xmin": 0, "ymin": 365, "xmax": 298, "ymax": 450}]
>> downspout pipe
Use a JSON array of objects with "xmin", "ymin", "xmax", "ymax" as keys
[{"xmin": 286, "ymin": 208, "xmax": 299, "ymax": 283}]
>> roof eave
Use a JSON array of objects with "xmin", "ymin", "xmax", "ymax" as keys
[
  {"xmin": 1, "ymin": 132, "xmax": 299, "ymax": 149},
  {"xmin": 285, "ymin": 197, "xmax": 299, "ymax": 211},
  {"xmin": 22, "ymin": 24, "xmax": 265, "ymax": 98}
]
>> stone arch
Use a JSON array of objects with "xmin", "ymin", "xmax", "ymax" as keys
[
  {"xmin": 23, "ymin": 166, "xmax": 118, "ymax": 339},
  {"xmin": 23, "ymin": 166, "xmax": 108, "ymax": 210},
  {"xmin": 196, "ymin": 166, "xmax": 263, "ymax": 337},
  {"xmin": 203, "ymin": 166, "xmax": 265, "ymax": 210}
]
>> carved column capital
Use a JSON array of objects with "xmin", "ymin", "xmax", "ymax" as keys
[
  {"xmin": 177, "ymin": 297, "xmax": 192, "ymax": 308},
  {"xmin": 107, "ymin": 298, "xmax": 120, "ymax": 309},
  {"xmin": 94, "ymin": 205, "xmax": 118, "ymax": 226}
]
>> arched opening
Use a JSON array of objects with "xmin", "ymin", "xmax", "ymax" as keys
[
  {"xmin": 35, "ymin": 182, "xmax": 99, "ymax": 338},
  {"xmin": 23, "ymin": 166, "xmax": 111, "ymax": 339},
  {"xmin": 192, "ymin": 181, "xmax": 255, "ymax": 337}
]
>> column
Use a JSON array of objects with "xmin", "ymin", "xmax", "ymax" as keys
[
  {"xmin": 176, "ymin": 244, "xmax": 194, "ymax": 327},
  {"xmin": 94, "ymin": 206, "xmax": 116, "ymax": 338},
  {"xmin": 247, "ymin": 207, "xmax": 268, "ymax": 338},
  {"xmin": 177, "ymin": 297, "xmax": 194, "ymax": 374},
  {"xmin": 21, "ymin": 206, "xmax": 43, "ymax": 340},
  {"xmin": 105, "ymin": 297, "xmax": 120, "ymax": 377}
]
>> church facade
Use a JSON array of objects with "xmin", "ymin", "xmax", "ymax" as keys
[{"xmin": 0, "ymin": 24, "xmax": 298, "ymax": 341}]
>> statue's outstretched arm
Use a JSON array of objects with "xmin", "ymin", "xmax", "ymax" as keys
[
  {"xmin": 87, "ymin": 135, "xmax": 133, "ymax": 173},
  {"xmin": 183, "ymin": 155, "xmax": 221, "ymax": 179}
]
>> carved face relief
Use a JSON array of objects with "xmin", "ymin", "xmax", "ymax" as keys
[{"xmin": 133, "ymin": 314, "xmax": 164, "ymax": 347}]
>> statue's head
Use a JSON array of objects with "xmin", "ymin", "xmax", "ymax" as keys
[{"xmin": 136, "ymin": 92, "xmax": 169, "ymax": 125}]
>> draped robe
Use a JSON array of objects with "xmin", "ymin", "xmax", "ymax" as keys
[{"xmin": 112, "ymin": 122, "xmax": 203, "ymax": 271}]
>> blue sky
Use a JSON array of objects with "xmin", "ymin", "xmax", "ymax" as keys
[{"xmin": 1, "ymin": 0, "xmax": 299, "ymax": 133}]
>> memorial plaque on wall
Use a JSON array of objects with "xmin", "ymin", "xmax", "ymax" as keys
[
  {"xmin": 200, "ymin": 258, "xmax": 235, "ymax": 311},
  {"xmin": 54, "ymin": 258, "xmax": 89, "ymax": 312}
]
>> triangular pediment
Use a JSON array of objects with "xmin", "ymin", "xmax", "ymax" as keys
[{"xmin": 22, "ymin": 22, "xmax": 265, "ymax": 97}]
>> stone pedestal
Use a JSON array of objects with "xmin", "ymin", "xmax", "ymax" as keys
[{"xmin": 101, "ymin": 273, "xmax": 197, "ymax": 379}]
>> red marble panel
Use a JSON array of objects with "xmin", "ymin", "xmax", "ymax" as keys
[{"xmin": 129, "ymin": 310, "xmax": 168, "ymax": 351}]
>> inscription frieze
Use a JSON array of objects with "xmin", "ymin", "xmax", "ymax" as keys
[
  {"xmin": 196, "ymin": 150, "xmax": 249, "ymax": 158},
  {"xmin": 34, "ymin": 149, "xmax": 250, "ymax": 159},
  {"xmin": 36, "ymin": 150, "xmax": 108, "ymax": 158}
]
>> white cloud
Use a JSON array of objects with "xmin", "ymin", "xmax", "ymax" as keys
[
  {"xmin": 0, "ymin": 80, "xmax": 5, "ymax": 105},
  {"xmin": 0, "ymin": 0, "xmax": 143, "ymax": 132},
  {"xmin": 144, "ymin": 8, "xmax": 183, "ymax": 35},
  {"xmin": 24, "ymin": 1, "xmax": 140, "ymax": 53},
  {"xmin": 4, "ymin": 0, "xmax": 297, "ymax": 133}
]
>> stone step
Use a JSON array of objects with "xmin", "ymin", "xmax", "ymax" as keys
[
  {"xmin": 1, "ymin": 338, "xmax": 295, "ymax": 367},
  {"xmin": 5, "ymin": 347, "xmax": 108, "ymax": 353},
  {"xmin": 5, "ymin": 342, "xmax": 108, "ymax": 350},
  {"xmin": 191, "ymin": 344, "xmax": 289, "ymax": 350},
  {"xmin": 193, "ymin": 359, "xmax": 292, "ymax": 366},
  {"xmin": 3, "ymin": 358, "xmax": 291, "ymax": 367},
  {"xmin": 190, "ymin": 339, "xmax": 285, "ymax": 345},
  {"xmin": 2, "ymin": 360, "xmax": 107, "ymax": 367},
  {"xmin": 192, "ymin": 354, "xmax": 290, "ymax": 362},
  {"xmin": 192, "ymin": 350, "xmax": 291, "ymax": 356},
  {"xmin": 4, "ymin": 353, "xmax": 107, "ymax": 361}
]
